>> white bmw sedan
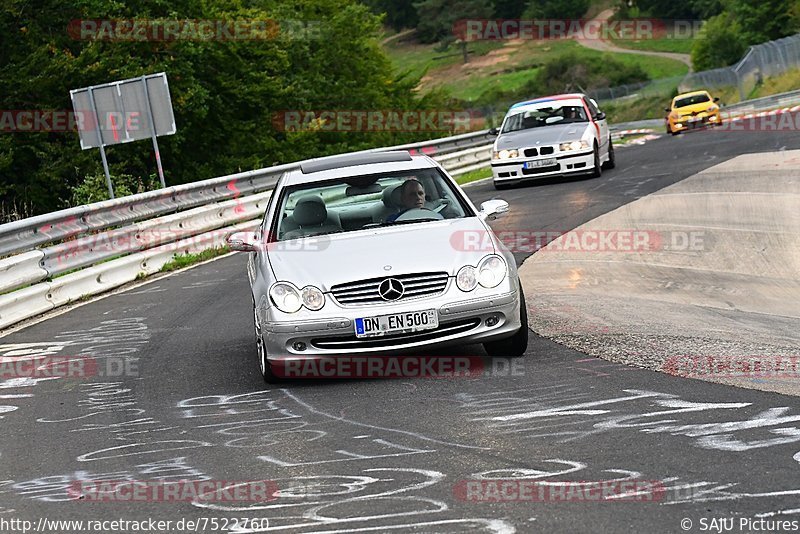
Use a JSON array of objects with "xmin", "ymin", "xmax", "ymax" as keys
[
  {"xmin": 226, "ymin": 151, "xmax": 528, "ymax": 381},
  {"xmin": 490, "ymin": 93, "xmax": 615, "ymax": 189}
]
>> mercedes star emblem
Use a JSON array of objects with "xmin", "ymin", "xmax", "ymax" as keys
[{"xmin": 378, "ymin": 278, "xmax": 404, "ymax": 301}]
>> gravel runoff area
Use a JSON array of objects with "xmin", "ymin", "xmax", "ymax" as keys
[{"xmin": 519, "ymin": 149, "xmax": 800, "ymax": 396}]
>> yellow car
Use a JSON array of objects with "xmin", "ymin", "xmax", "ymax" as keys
[{"xmin": 665, "ymin": 90, "xmax": 721, "ymax": 135}]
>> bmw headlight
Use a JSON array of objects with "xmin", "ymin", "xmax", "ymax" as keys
[
  {"xmin": 492, "ymin": 149, "xmax": 519, "ymax": 160},
  {"xmin": 478, "ymin": 255, "xmax": 507, "ymax": 288},
  {"xmin": 559, "ymin": 140, "xmax": 590, "ymax": 151},
  {"xmin": 456, "ymin": 265, "xmax": 478, "ymax": 292},
  {"xmin": 269, "ymin": 282, "xmax": 303, "ymax": 313}
]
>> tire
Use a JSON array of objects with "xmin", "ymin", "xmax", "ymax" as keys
[
  {"xmin": 483, "ymin": 283, "xmax": 529, "ymax": 358},
  {"xmin": 254, "ymin": 305, "xmax": 279, "ymax": 383},
  {"xmin": 589, "ymin": 143, "xmax": 602, "ymax": 178},
  {"xmin": 602, "ymin": 138, "xmax": 616, "ymax": 169}
]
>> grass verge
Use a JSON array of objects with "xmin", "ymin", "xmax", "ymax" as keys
[
  {"xmin": 456, "ymin": 167, "xmax": 492, "ymax": 185},
  {"xmin": 160, "ymin": 246, "xmax": 231, "ymax": 273}
]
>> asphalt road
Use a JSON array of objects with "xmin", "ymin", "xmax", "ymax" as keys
[{"xmin": 2, "ymin": 128, "xmax": 800, "ymax": 534}]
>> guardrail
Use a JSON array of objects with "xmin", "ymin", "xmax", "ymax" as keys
[{"xmin": 3, "ymin": 88, "xmax": 800, "ymax": 330}]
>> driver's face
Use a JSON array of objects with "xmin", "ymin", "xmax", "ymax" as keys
[{"xmin": 402, "ymin": 182, "xmax": 425, "ymax": 209}]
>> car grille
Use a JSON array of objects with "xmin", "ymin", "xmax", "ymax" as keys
[
  {"xmin": 310, "ymin": 318, "xmax": 481, "ymax": 349},
  {"xmin": 523, "ymin": 146, "xmax": 554, "ymax": 157},
  {"xmin": 330, "ymin": 272, "xmax": 450, "ymax": 305}
]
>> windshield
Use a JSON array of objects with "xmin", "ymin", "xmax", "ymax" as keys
[
  {"xmin": 674, "ymin": 94, "xmax": 711, "ymax": 108},
  {"xmin": 270, "ymin": 168, "xmax": 471, "ymax": 241},
  {"xmin": 501, "ymin": 101, "xmax": 588, "ymax": 133}
]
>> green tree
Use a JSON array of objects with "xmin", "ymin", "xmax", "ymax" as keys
[
  {"xmin": 727, "ymin": 0, "xmax": 796, "ymax": 43},
  {"xmin": 523, "ymin": 0, "xmax": 589, "ymax": 19},
  {"xmin": 0, "ymin": 0, "xmax": 442, "ymax": 219},
  {"xmin": 690, "ymin": 13, "xmax": 747, "ymax": 70},
  {"xmin": 413, "ymin": 0, "xmax": 493, "ymax": 43},
  {"xmin": 363, "ymin": 0, "xmax": 418, "ymax": 30}
]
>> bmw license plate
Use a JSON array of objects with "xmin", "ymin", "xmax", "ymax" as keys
[
  {"xmin": 355, "ymin": 310, "xmax": 438, "ymax": 338},
  {"xmin": 524, "ymin": 158, "xmax": 557, "ymax": 169}
]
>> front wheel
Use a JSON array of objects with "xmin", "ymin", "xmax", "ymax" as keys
[
  {"xmin": 602, "ymin": 138, "xmax": 616, "ymax": 169},
  {"xmin": 589, "ymin": 143, "xmax": 602, "ymax": 178},
  {"xmin": 483, "ymin": 283, "xmax": 529, "ymax": 358},
  {"xmin": 254, "ymin": 305, "xmax": 279, "ymax": 383}
]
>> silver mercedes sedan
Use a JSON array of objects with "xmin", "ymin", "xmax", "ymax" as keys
[{"xmin": 226, "ymin": 151, "xmax": 528, "ymax": 382}]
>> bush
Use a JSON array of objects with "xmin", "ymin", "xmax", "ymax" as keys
[
  {"xmin": 690, "ymin": 14, "xmax": 747, "ymax": 71},
  {"xmin": 70, "ymin": 173, "xmax": 160, "ymax": 207},
  {"xmin": 533, "ymin": 52, "xmax": 650, "ymax": 95},
  {"xmin": 523, "ymin": 0, "xmax": 589, "ymax": 19}
]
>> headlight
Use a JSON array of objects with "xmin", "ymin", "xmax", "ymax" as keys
[
  {"xmin": 478, "ymin": 255, "xmax": 507, "ymax": 288},
  {"xmin": 559, "ymin": 140, "xmax": 590, "ymax": 151},
  {"xmin": 492, "ymin": 149, "xmax": 519, "ymax": 160},
  {"xmin": 269, "ymin": 283, "xmax": 302, "ymax": 313},
  {"xmin": 301, "ymin": 286, "xmax": 325, "ymax": 311},
  {"xmin": 706, "ymin": 106, "xmax": 718, "ymax": 112},
  {"xmin": 456, "ymin": 265, "xmax": 478, "ymax": 292}
]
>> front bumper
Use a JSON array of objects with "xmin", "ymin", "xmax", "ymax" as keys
[
  {"xmin": 491, "ymin": 150, "xmax": 595, "ymax": 183},
  {"xmin": 260, "ymin": 282, "xmax": 521, "ymax": 360},
  {"xmin": 669, "ymin": 112, "xmax": 721, "ymax": 131}
]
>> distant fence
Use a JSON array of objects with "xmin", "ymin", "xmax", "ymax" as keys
[
  {"xmin": 681, "ymin": 33, "xmax": 800, "ymax": 100},
  {"xmin": 588, "ymin": 33, "xmax": 800, "ymax": 104}
]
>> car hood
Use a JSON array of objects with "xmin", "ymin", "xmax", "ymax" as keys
[
  {"xmin": 495, "ymin": 123, "xmax": 589, "ymax": 149},
  {"xmin": 267, "ymin": 217, "xmax": 497, "ymax": 291}
]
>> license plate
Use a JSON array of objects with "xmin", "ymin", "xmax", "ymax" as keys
[
  {"xmin": 689, "ymin": 116, "xmax": 703, "ymax": 122},
  {"xmin": 524, "ymin": 158, "xmax": 557, "ymax": 169},
  {"xmin": 355, "ymin": 310, "xmax": 438, "ymax": 338}
]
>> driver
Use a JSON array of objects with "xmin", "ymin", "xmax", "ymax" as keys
[{"xmin": 386, "ymin": 179, "xmax": 425, "ymax": 222}]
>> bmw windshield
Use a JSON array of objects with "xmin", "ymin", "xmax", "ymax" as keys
[{"xmin": 501, "ymin": 101, "xmax": 588, "ymax": 133}]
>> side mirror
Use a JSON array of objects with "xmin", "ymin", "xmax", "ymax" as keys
[
  {"xmin": 595, "ymin": 111, "xmax": 606, "ymax": 121},
  {"xmin": 226, "ymin": 231, "xmax": 261, "ymax": 252},
  {"xmin": 714, "ymin": 97, "xmax": 720, "ymax": 102},
  {"xmin": 664, "ymin": 107, "xmax": 671, "ymax": 113},
  {"xmin": 488, "ymin": 127, "xmax": 499, "ymax": 135},
  {"xmin": 479, "ymin": 199, "xmax": 509, "ymax": 220}
]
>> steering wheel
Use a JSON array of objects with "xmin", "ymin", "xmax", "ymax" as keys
[{"xmin": 394, "ymin": 207, "xmax": 445, "ymax": 222}]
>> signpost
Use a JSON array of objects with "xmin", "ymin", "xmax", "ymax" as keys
[{"xmin": 70, "ymin": 73, "xmax": 176, "ymax": 198}]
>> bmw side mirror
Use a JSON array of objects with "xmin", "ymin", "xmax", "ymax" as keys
[
  {"xmin": 488, "ymin": 127, "xmax": 499, "ymax": 135},
  {"xmin": 479, "ymin": 199, "xmax": 509, "ymax": 221},
  {"xmin": 595, "ymin": 111, "xmax": 606, "ymax": 121},
  {"xmin": 226, "ymin": 231, "xmax": 261, "ymax": 252}
]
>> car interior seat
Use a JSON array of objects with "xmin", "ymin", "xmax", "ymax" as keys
[{"xmin": 280, "ymin": 195, "xmax": 342, "ymax": 239}]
